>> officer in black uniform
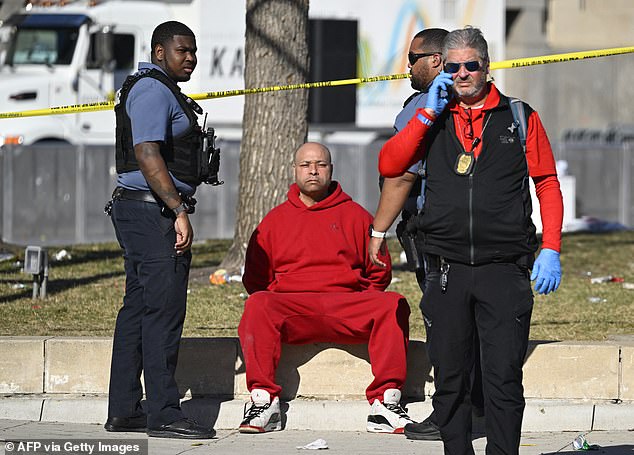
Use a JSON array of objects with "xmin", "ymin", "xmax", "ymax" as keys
[{"xmin": 104, "ymin": 21, "xmax": 216, "ymax": 439}]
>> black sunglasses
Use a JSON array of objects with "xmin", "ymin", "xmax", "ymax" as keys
[
  {"xmin": 444, "ymin": 61, "xmax": 482, "ymax": 74},
  {"xmin": 408, "ymin": 51, "xmax": 440, "ymax": 66}
]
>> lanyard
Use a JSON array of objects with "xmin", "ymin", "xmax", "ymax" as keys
[{"xmin": 457, "ymin": 108, "xmax": 491, "ymax": 155}]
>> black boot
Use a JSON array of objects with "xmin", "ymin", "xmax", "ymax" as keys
[{"xmin": 404, "ymin": 411, "xmax": 441, "ymax": 441}]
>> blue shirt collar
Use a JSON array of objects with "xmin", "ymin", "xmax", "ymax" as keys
[{"xmin": 137, "ymin": 62, "xmax": 170, "ymax": 78}]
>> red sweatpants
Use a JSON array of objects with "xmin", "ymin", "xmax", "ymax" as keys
[{"xmin": 238, "ymin": 290, "xmax": 410, "ymax": 403}]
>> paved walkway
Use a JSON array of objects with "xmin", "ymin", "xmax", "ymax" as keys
[{"xmin": 1, "ymin": 420, "xmax": 632, "ymax": 455}]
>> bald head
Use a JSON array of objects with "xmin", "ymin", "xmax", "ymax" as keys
[
  {"xmin": 293, "ymin": 142, "xmax": 333, "ymax": 206},
  {"xmin": 293, "ymin": 142, "xmax": 331, "ymax": 164}
]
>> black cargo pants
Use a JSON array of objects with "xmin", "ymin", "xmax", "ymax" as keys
[{"xmin": 421, "ymin": 256, "xmax": 533, "ymax": 455}]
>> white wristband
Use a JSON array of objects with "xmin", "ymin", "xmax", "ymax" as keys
[{"xmin": 368, "ymin": 225, "xmax": 387, "ymax": 239}]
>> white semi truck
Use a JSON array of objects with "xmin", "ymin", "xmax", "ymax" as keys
[
  {"xmin": 0, "ymin": 0, "xmax": 241, "ymax": 145},
  {"xmin": 0, "ymin": 0, "xmax": 504, "ymax": 146}
]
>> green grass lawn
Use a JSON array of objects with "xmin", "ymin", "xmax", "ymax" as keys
[{"xmin": 1, "ymin": 231, "xmax": 633, "ymax": 340}]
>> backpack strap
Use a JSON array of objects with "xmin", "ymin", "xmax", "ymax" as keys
[
  {"xmin": 508, "ymin": 97, "xmax": 532, "ymax": 194},
  {"xmin": 508, "ymin": 97, "xmax": 528, "ymax": 152}
]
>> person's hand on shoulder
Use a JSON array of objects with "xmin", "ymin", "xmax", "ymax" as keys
[{"xmin": 530, "ymin": 248, "xmax": 561, "ymax": 295}]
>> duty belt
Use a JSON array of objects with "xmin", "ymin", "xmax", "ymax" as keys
[
  {"xmin": 112, "ymin": 187, "xmax": 158, "ymax": 204},
  {"xmin": 105, "ymin": 186, "xmax": 197, "ymax": 217},
  {"xmin": 104, "ymin": 187, "xmax": 159, "ymax": 216}
]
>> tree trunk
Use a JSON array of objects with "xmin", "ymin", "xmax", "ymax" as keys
[{"xmin": 220, "ymin": 0, "xmax": 310, "ymax": 272}]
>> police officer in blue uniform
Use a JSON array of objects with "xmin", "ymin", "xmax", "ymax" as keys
[
  {"xmin": 390, "ymin": 28, "xmax": 449, "ymax": 291},
  {"xmin": 104, "ymin": 21, "xmax": 215, "ymax": 439}
]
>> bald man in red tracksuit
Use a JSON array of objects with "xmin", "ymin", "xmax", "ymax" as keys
[{"xmin": 237, "ymin": 142, "xmax": 413, "ymax": 435}]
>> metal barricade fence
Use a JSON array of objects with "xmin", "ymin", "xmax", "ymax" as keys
[
  {"xmin": 556, "ymin": 131, "xmax": 633, "ymax": 228},
  {"xmin": 0, "ymin": 139, "xmax": 386, "ymax": 246}
]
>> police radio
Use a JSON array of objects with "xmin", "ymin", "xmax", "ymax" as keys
[{"xmin": 201, "ymin": 113, "xmax": 224, "ymax": 186}]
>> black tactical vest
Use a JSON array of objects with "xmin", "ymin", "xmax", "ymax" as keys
[
  {"xmin": 115, "ymin": 68, "xmax": 203, "ymax": 186},
  {"xmin": 414, "ymin": 94, "xmax": 539, "ymax": 265}
]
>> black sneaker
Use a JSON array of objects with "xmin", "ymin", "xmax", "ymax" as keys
[
  {"xmin": 404, "ymin": 414, "xmax": 441, "ymax": 441},
  {"xmin": 147, "ymin": 418, "xmax": 215, "ymax": 439}
]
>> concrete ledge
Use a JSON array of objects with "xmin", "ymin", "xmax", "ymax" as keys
[
  {"xmin": 0, "ymin": 396, "xmax": 43, "ymax": 420},
  {"xmin": 1, "ymin": 337, "xmax": 633, "ymax": 402},
  {"xmin": 520, "ymin": 400, "xmax": 593, "ymax": 431},
  {"xmin": 0, "ymin": 395, "xmax": 630, "ymax": 432},
  {"xmin": 45, "ymin": 338, "xmax": 112, "ymax": 393},
  {"xmin": 41, "ymin": 397, "xmax": 108, "ymax": 424},
  {"xmin": 0, "ymin": 337, "xmax": 47, "ymax": 393},
  {"xmin": 593, "ymin": 401, "xmax": 634, "ymax": 431},
  {"xmin": 235, "ymin": 342, "xmax": 433, "ymax": 400},
  {"xmin": 523, "ymin": 342, "xmax": 620, "ymax": 399}
]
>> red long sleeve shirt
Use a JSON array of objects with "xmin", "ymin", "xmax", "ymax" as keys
[{"xmin": 379, "ymin": 84, "xmax": 563, "ymax": 252}]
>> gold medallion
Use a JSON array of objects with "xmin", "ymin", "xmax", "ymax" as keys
[{"xmin": 455, "ymin": 152, "xmax": 474, "ymax": 175}]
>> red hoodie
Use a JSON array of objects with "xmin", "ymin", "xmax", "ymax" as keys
[{"xmin": 243, "ymin": 181, "xmax": 392, "ymax": 294}]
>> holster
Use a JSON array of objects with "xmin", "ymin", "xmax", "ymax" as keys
[
  {"xmin": 396, "ymin": 214, "xmax": 423, "ymax": 271},
  {"xmin": 200, "ymin": 127, "xmax": 224, "ymax": 186}
]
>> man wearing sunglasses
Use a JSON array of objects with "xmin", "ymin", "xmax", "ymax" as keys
[
  {"xmin": 385, "ymin": 28, "xmax": 447, "ymax": 295},
  {"xmin": 379, "ymin": 28, "xmax": 447, "ymax": 441},
  {"xmin": 371, "ymin": 27, "xmax": 563, "ymax": 455}
]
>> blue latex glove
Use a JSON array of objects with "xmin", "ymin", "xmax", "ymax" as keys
[
  {"xmin": 530, "ymin": 248, "xmax": 561, "ymax": 295},
  {"xmin": 424, "ymin": 72, "xmax": 454, "ymax": 116}
]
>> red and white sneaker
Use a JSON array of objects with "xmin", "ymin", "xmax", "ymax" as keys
[
  {"xmin": 239, "ymin": 389, "xmax": 282, "ymax": 433},
  {"xmin": 366, "ymin": 389, "xmax": 414, "ymax": 434}
]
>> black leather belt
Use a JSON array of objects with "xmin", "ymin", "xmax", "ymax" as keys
[
  {"xmin": 423, "ymin": 253, "xmax": 534, "ymax": 269},
  {"xmin": 113, "ymin": 187, "xmax": 159, "ymax": 204}
]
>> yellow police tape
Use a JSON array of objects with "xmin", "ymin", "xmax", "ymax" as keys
[{"xmin": 1, "ymin": 46, "xmax": 633, "ymax": 119}]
